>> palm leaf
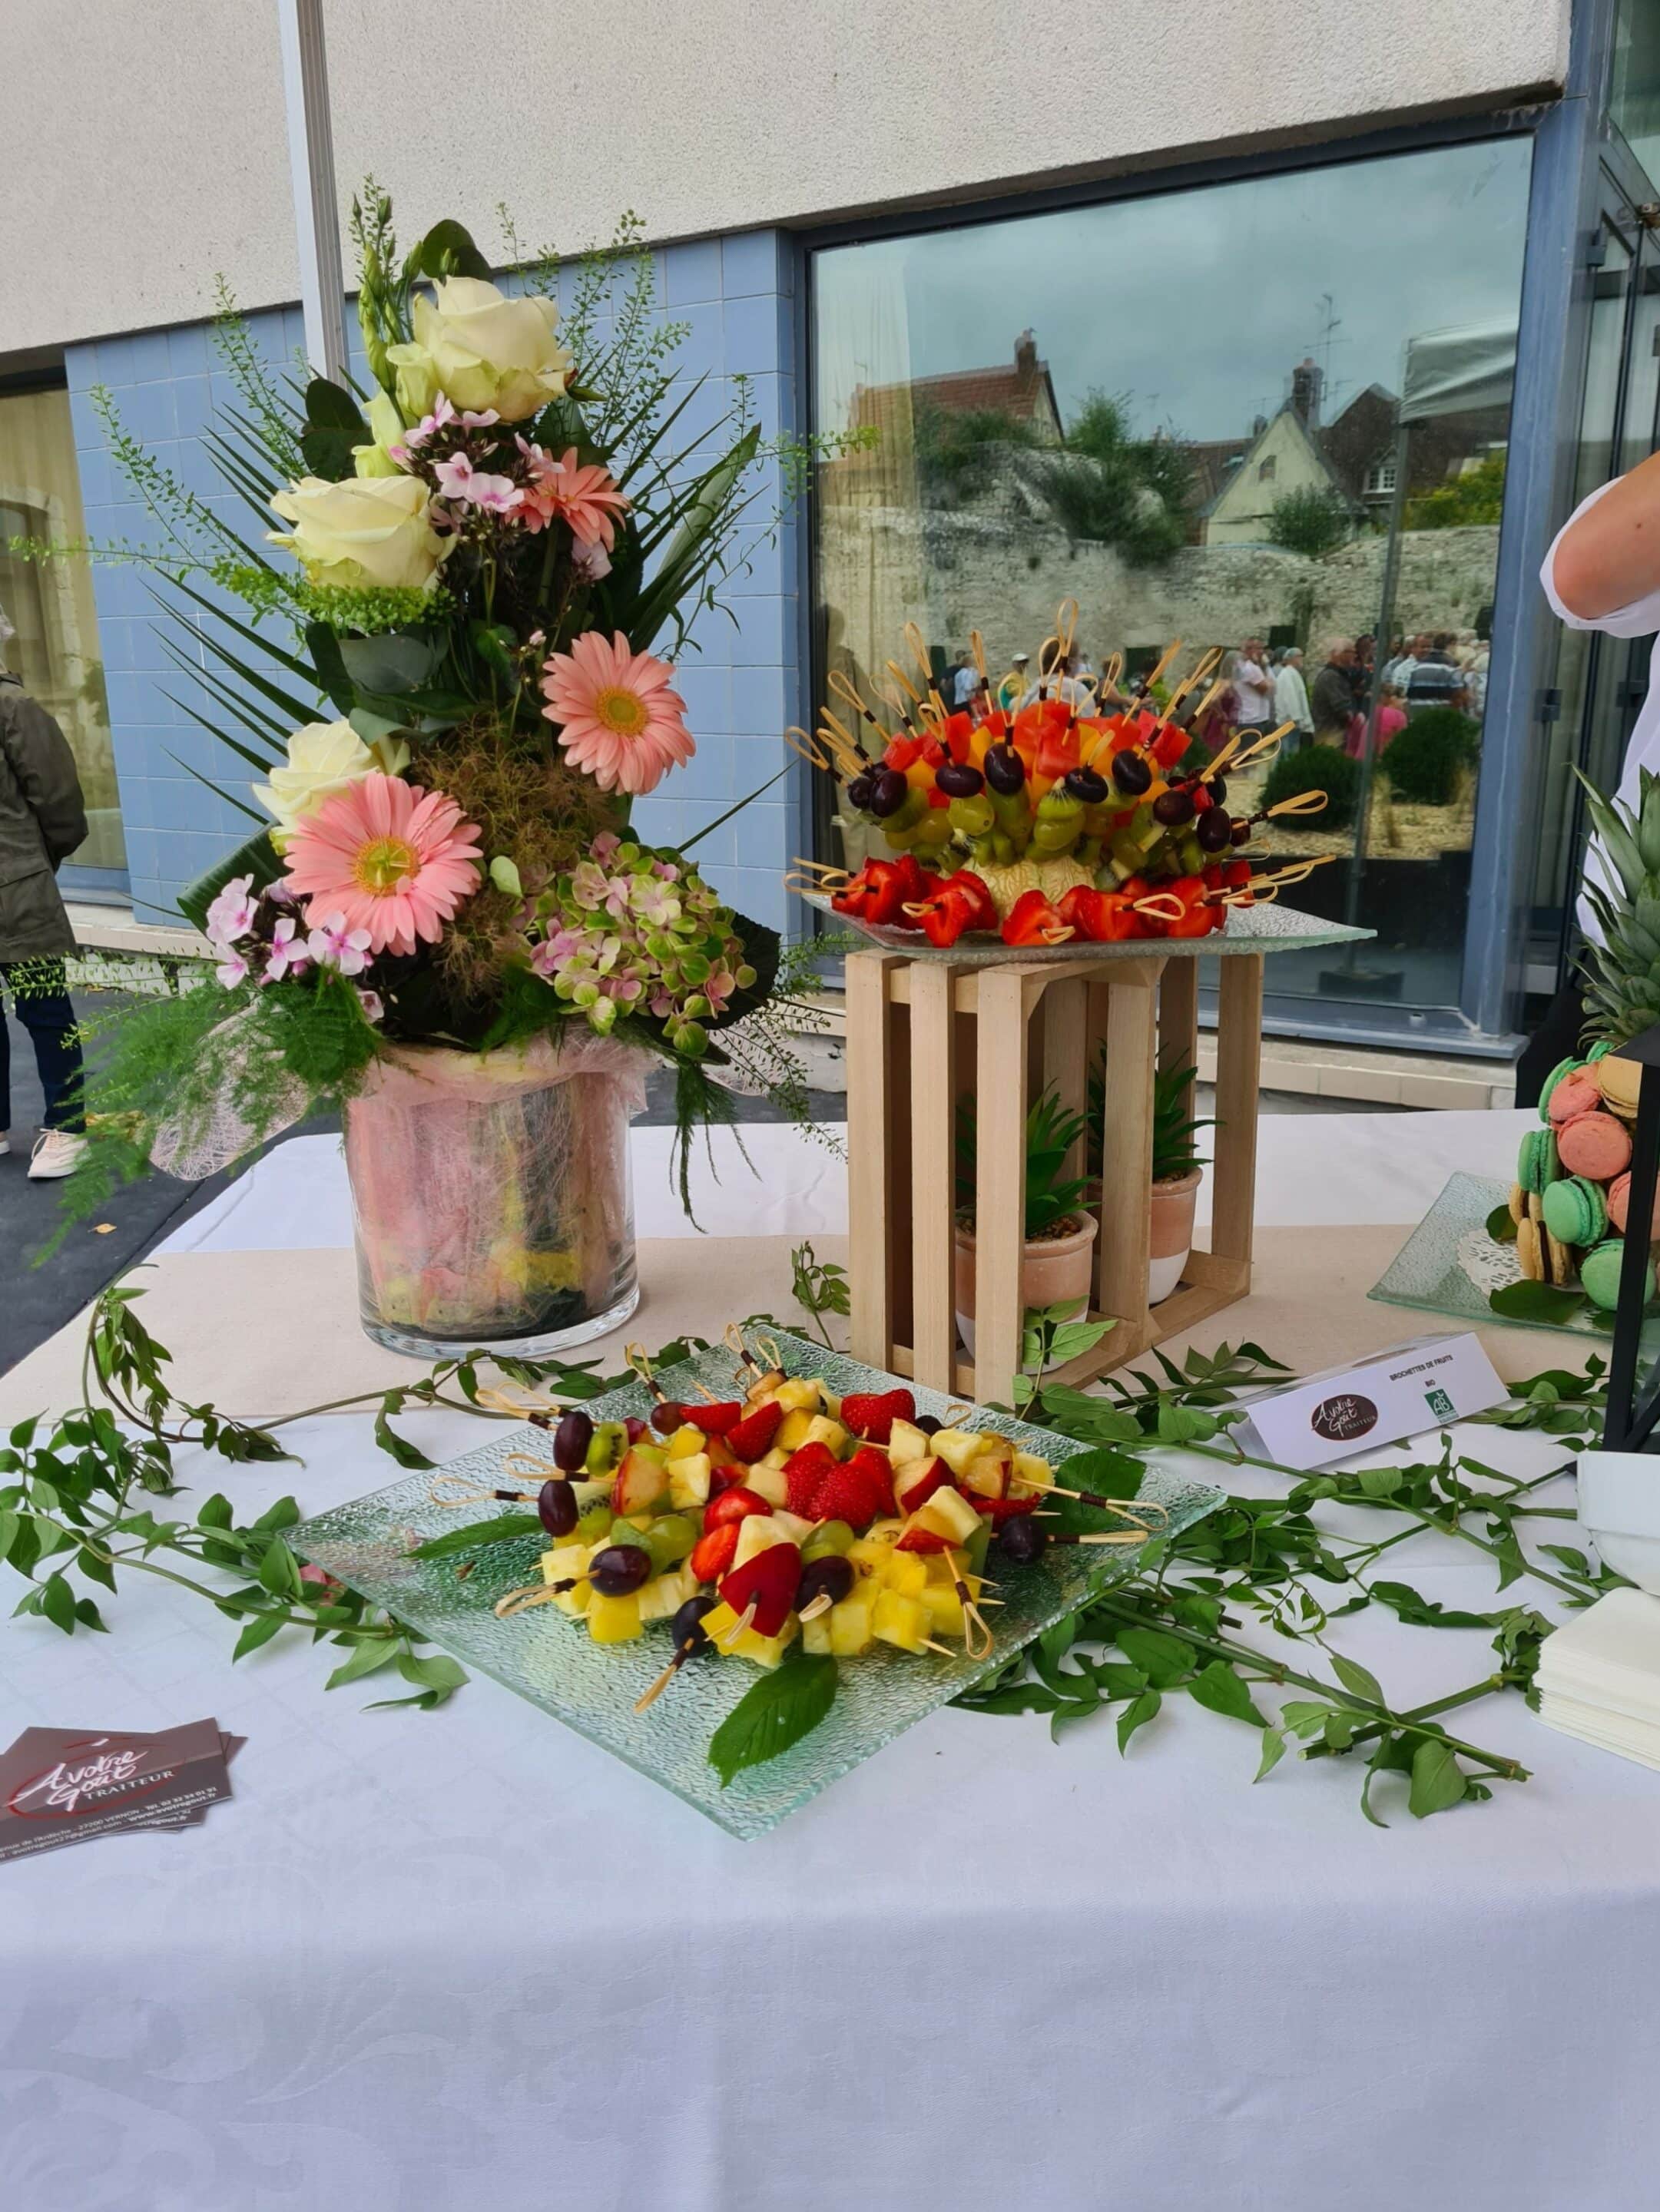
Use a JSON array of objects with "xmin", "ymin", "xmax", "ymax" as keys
[{"xmin": 164, "ymin": 750, "xmax": 268, "ymax": 823}]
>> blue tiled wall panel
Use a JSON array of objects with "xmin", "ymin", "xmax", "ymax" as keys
[{"xmin": 69, "ymin": 230, "xmax": 805, "ymax": 935}]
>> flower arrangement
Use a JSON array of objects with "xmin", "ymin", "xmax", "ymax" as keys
[{"xmin": 45, "ymin": 194, "xmax": 840, "ymax": 1223}]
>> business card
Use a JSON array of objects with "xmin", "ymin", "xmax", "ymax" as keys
[
  {"xmin": 0, "ymin": 1720, "xmax": 237, "ymax": 1865},
  {"xmin": 1232, "ymin": 1331, "xmax": 1507, "ymax": 1471}
]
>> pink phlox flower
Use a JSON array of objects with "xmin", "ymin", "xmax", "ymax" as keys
[
  {"xmin": 215, "ymin": 949, "xmax": 251, "ymax": 988},
  {"xmin": 356, "ymin": 988, "xmax": 385, "ymax": 1025},
  {"xmin": 305, "ymin": 912, "xmax": 373, "ymax": 977},
  {"xmin": 204, "ymin": 874, "xmax": 257, "ymax": 946},
  {"xmin": 407, "ymin": 395, "xmax": 500, "ymax": 448},
  {"xmin": 262, "ymin": 915, "xmax": 310, "ymax": 982},
  {"xmin": 572, "ymin": 537, "xmax": 611, "ymax": 582},
  {"xmin": 432, "ymin": 450, "xmax": 521, "ymax": 513}
]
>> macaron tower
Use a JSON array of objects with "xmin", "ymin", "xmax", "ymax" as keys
[{"xmin": 1510, "ymin": 1045, "xmax": 1656, "ymax": 1307}]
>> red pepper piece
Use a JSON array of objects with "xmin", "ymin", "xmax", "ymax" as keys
[{"xmin": 1002, "ymin": 889, "xmax": 1075, "ymax": 947}]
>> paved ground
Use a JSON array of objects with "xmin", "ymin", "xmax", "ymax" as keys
[{"xmin": 0, "ymin": 992, "xmax": 1397, "ymax": 1381}]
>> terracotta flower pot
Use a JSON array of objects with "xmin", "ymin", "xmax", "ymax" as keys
[
  {"xmin": 1148, "ymin": 1167, "xmax": 1203, "ymax": 1303},
  {"xmin": 952, "ymin": 1213, "xmax": 1098, "ymax": 1358}
]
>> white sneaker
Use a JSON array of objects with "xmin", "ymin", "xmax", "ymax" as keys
[
  {"xmin": 0, "ymin": 1131, "xmax": 9, "ymax": 1157},
  {"xmin": 28, "ymin": 1129, "xmax": 88, "ymax": 1181}
]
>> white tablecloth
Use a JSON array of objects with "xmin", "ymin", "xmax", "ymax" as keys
[{"xmin": 6, "ymin": 1108, "xmax": 1658, "ymax": 2212}]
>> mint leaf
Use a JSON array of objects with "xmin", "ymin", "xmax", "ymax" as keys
[
  {"xmin": 708, "ymin": 1652, "xmax": 837, "ymax": 1787},
  {"xmin": 411, "ymin": 1512, "xmax": 543, "ymax": 1560}
]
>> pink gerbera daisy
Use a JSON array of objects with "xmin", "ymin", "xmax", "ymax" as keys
[
  {"xmin": 540, "ymin": 631, "xmax": 694, "ymax": 796},
  {"xmin": 516, "ymin": 442, "xmax": 629, "ymax": 548},
  {"xmin": 282, "ymin": 773, "xmax": 483, "ymax": 956}
]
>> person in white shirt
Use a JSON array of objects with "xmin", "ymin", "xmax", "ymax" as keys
[
  {"xmin": 1272, "ymin": 646, "xmax": 1313, "ymax": 743},
  {"xmin": 1522, "ymin": 462, "xmax": 1660, "ymax": 1099},
  {"xmin": 952, "ymin": 657, "xmax": 978, "ymax": 709},
  {"xmin": 1230, "ymin": 640, "xmax": 1275, "ymax": 732}
]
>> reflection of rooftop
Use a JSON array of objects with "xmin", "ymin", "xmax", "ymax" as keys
[{"xmin": 844, "ymin": 329, "xmax": 1064, "ymax": 445}]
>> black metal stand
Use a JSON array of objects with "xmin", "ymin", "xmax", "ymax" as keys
[{"xmin": 1602, "ymin": 1029, "xmax": 1660, "ymax": 1452}]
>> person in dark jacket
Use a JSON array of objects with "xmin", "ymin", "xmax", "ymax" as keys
[
  {"xmin": 0, "ymin": 668, "xmax": 89, "ymax": 1178},
  {"xmin": 1309, "ymin": 638, "xmax": 1358, "ymax": 745}
]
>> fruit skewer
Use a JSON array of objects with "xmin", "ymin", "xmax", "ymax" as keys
[{"xmin": 634, "ymin": 1595, "xmax": 721, "ymax": 1712}]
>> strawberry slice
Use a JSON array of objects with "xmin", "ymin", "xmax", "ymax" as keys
[
  {"xmin": 812, "ymin": 1447, "xmax": 893, "ymax": 1529},
  {"xmin": 982, "ymin": 1495, "xmax": 1039, "ymax": 1527},
  {"xmin": 703, "ymin": 1486, "xmax": 772, "ymax": 1530},
  {"xmin": 784, "ymin": 1441, "xmax": 838, "ymax": 1520},
  {"xmin": 895, "ymin": 1527, "xmax": 953, "ymax": 1552},
  {"xmin": 689, "ymin": 1523, "xmax": 741, "ymax": 1582},
  {"xmin": 688, "ymin": 1401, "xmax": 745, "ymax": 1435},
  {"xmin": 840, "ymin": 1387, "xmax": 916, "ymax": 1443},
  {"xmin": 726, "ymin": 1400, "xmax": 784, "ymax": 1461},
  {"xmin": 719, "ymin": 1542, "xmax": 803, "ymax": 1637}
]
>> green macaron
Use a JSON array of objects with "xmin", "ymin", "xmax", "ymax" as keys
[
  {"xmin": 1587, "ymin": 1040, "xmax": 1613, "ymax": 1062},
  {"xmin": 1537, "ymin": 1057, "xmax": 1585, "ymax": 1122},
  {"xmin": 1542, "ymin": 1174, "xmax": 1607, "ymax": 1249},
  {"xmin": 1517, "ymin": 1125, "xmax": 1561, "ymax": 1194},
  {"xmin": 1580, "ymin": 1237, "xmax": 1652, "ymax": 1311}
]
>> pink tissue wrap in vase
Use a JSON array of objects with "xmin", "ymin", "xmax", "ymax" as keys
[{"xmin": 342, "ymin": 1032, "xmax": 648, "ymax": 1356}]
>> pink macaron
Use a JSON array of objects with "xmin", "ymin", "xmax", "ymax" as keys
[
  {"xmin": 1547, "ymin": 1072, "xmax": 1604, "ymax": 1124},
  {"xmin": 1608, "ymin": 1171, "xmax": 1660, "ymax": 1240},
  {"xmin": 1556, "ymin": 1106, "xmax": 1634, "ymax": 1181}
]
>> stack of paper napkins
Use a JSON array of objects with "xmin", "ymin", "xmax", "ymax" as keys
[{"xmin": 1537, "ymin": 1588, "xmax": 1660, "ymax": 1770}]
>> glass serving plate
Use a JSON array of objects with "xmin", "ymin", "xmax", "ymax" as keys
[
  {"xmin": 804, "ymin": 889, "xmax": 1373, "ymax": 962},
  {"xmin": 1369, "ymin": 1169, "xmax": 1660, "ymax": 1346},
  {"xmin": 292, "ymin": 1329, "xmax": 1224, "ymax": 1838}
]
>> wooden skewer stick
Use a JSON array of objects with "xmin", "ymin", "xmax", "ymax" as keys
[
  {"xmin": 472, "ymin": 1383, "xmax": 559, "ymax": 1430},
  {"xmin": 883, "ymin": 657, "xmax": 924, "ymax": 707},
  {"xmin": 717, "ymin": 1598, "xmax": 760, "ymax": 1650},
  {"xmin": 921, "ymin": 1638, "xmax": 958, "ymax": 1657},
  {"xmin": 635, "ymin": 1626, "xmax": 708, "ymax": 1713},
  {"xmin": 429, "ymin": 1473, "xmax": 544, "ymax": 1508},
  {"xmin": 797, "ymin": 1591, "xmax": 835, "ymax": 1623},
  {"xmin": 495, "ymin": 1578, "xmax": 580, "ymax": 1618}
]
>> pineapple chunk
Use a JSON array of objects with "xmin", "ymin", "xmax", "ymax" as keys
[
  {"xmin": 959, "ymin": 1452, "xmax": 1010, "ymax": 1502},
  {"xmin": 930, "ymin": 1427, "xmax": 982, "ymax": 1477},
  {"xmin": 912, "ymin": 1487, "xmax": 982, "ymax": 1545},
  {"xmin": 666, "ymin": 1423, "xmax": 709, "ymax": 1461},
  {"xmin": 803, "ymin": 1413, "xmax": 849, "ymax": 1453},
  {"xmin": 848, "ymin": 1520, "xmax": 905, "ymax": 1574},
  {"xmin": 828, "ymin": 1591, "xmax": 876, "ymax": 1656},
  {"xmin": 745, "ymin": 1461, "xmax": 789, "ymax": 1508},
  {"xmin": 668, "ymin": 1452, "xmax": 712, "ymax": 1508},
  {"xmin": 758, "ymin": 1445, "xmax": 790, "ymax": 1472},
  {"xmin": 701, "ymin": 1599, "xmax": 800, "ymax": 1667},
  {"xmin": 586, "ymin": 1591, "xmax": 643, "ymax": 1643},
  {"xmin": 774, "ymin": 1378, "xmax": 821, "ymax": 1413},
  {"xmin": 540, "ymin": 1541, "xmax": 591, "ymax": 1618},
  {"xmin": 801, "ymin": 1612, "xmax": 834, "ymax": 1656},
  {"xmin": 888, "ymin": 1418, "xmax": 930, "ymax": 1465},
  {"xmin": 777, "ymin": 1409, "xmax": 817, "ymax": 1451},
  {"xmin": 818, "ymin": 1389, "xmax": 842, "ymax": 1418},
  {"xmin": 920, "ymin": 1583, "xmax": 965, "ymax": 1635},
  {"xmin": 873, "ymin": 1588, "xmax": 930, "ymax": 1653},
  {"xmin": 883, "ymin": 1551, "xmax": 929, "ymax": 1598},
  {"xmin": 1010, "ymin": 1449, "xmax": 1053, "ymax": 1497},
  {"xmin": 637, "ymin": 1565, "xmax": 697, "ymax": 1623},
  {"xmin": 733, "ymin": 1514, "xmax": 793, "ymax": 1569},
  {"xmin": 770, "ymin": 1508, "xmax": 817, "ymax": 1547}
]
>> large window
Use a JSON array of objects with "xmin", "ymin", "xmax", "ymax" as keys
[
  {"xmin": 0, "ymin": 379, "xmax": 125, "ymax": 884},
  {"xmin": 810, "ymin": 137, "xmax": 1532, "ymax": 1022}
]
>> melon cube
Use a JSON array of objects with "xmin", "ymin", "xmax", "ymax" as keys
[
  {"xmin": 873, "ymin": 1588, "xmax": 930, "ymax": 1654},
  {"xmin": 801, "ymin": 1612, "xmax": 834, "ymax": 1656},
  {"xmin": 828, "ymin": 1592, "xmax": 876, "ymax": 1656},
  {"xmin": 777, "ymin": 1409, "xmax": 817, "ymax": 1451},
  {"xmin": 803, "ymin": 1414, "xmax": 849, "ymax": 1454},
  {"xmin": 732, "ymin": 1514, "xmax": 794, "ymax": 1569},
  {"xmin": 745, "ymin": 1461, "xmax": 789, "ymax": 1508},
  {"xmin": 586, "ymin": 1591, "xmax": 643, "ymax": 1643},
  {"xmin": 888, "ymin": 1418, "xmax": 930, "ymax": 1465},
  {"xmin": 667, "ymin": 1423, "xmax": 709, "ymax": 1461},
  {"xmin": 668, "ymin": 1452, "xmax": 712, "ymax": 1508},
  {"xmin": 770, "ymin": 1508, "xmax": 817, "ymax": 1547},
  {"xmin": 759, "ymin": 1445, "xmax": 790, "ymax": 1472},
  {"xmin": 775, "ymin": 1379, "xmax": 821, "ymax": 1412},
  {"xmin": 638, "ymin": 1565, "xmax": 696, "ymax": 1624},
  {"xmin": 913, "ymin": 1487, "xmax": 982, "ymax": 1545},
  {"xmin": 930, "ymin": 1427, "xmax": 982, "ymax": 1477}
]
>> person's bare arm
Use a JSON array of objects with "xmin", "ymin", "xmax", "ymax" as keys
[{"xmin": 1552, "ymin": 452, "xmax": 1660, "ymax": 618}]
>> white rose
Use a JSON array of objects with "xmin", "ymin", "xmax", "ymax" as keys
[
  {"xmin": 251, "ymin": 718, "xmax": 411, "ymax": 848},
  {"xmin": 386, "ymin": 276, "xmax": 572, "ymax": 424},
  {"xmin": 268, "ymin": 473, "xmax": 450, "ymax": 592}
]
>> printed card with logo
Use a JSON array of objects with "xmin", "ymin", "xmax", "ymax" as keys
[
  {"xmin": 1232, "ymin": 1331, "xmax": 1506, "ymax": 1472},
  {"xmin": 0, "ymin": 1720, "xmax": 237, "ymax": 1866}
]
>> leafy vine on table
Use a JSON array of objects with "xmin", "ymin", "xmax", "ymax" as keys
[{"xmin": 0, "ymin": 1258, "xmax": 1612, "ymax": 1819}]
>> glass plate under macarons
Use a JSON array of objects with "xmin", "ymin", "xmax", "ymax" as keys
[{"xmin": 291, "ymin": 1329, "xmax": 1224, "ymax": 1839}]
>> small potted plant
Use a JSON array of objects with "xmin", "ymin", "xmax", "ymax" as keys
[
  {"xmin": 1148, "ymin": 1063, "xmax": 1211, "ymax": 1303},
  {"xmin": 952, "ymin": 1091, "xmax": 1098, "ymax": 1356}
]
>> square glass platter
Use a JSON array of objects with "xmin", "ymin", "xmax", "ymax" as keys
[
  {"xmin": 292, "ymin": 1329, "xmax": 1224, "ymax": 1839},
  {"xmin": 1369, "ymin": 1169, "xmax": 1660, "ymax": 1345},
  {"xmin": 803, "ymin": 889, "xmax": 1373, "ymax": 963}
]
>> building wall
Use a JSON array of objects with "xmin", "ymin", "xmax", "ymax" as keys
[
  {"xmin": 7, "ymin": 1, "xmax": 1569, "ymax": 354},
  {"xmin": 1204, "ymin": 412, "xmax": 1337, "ymax": 547},
  {"xmin": 66, "ymin": 237, "xmax": 799, "ymax": 935}
]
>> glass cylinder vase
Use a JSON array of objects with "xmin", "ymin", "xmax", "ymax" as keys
[{"xmin": 343, "ymin": 1035, "xmax": 645, "ymax": 1359}]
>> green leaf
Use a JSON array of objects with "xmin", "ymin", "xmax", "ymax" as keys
[
  {"xmin": 707, "ymin": 1651, "xmax": 837, "ymax": 1786},
  {"xmin": 1254, "ymin": 1725, "xmax": 1287, "ymax": 1781},
  {"xmin": 257, "ymin": 1537, "xmax": 300, "ymax": 1599},
  {"xmin": 198, "ymin": 1492, "xmax": 234, "ymax": 1531},
  {"xmin": 1330, "ymin": 1653, "xmax": 1386, "ymax": 1707},
  {"xmin": 1485, "ymin": 1202, "xmax": 1519, "ymax": 1243},
  {"xmin": 1355, "ymin": 1465, "xmax": 1404, "ymax": 1500},
  {"xmin": 232, "ymin": 1610, "xmax": 287, "ymax": 1661},
  {"xmin": 40, "ymin": 1571, "xmax": 76, "ymax": 1634},
  {"xmin": 177, "ymin": 829, "xmax": 282, "ymax": 935},
  {"xmin": 1054, "ymin": 1446, "xmax": 1147, "ymax": 1500},
  {"xmin": 1155, "ymin": 1402, "xmax": 1219, "ymax": 1445},
  {"xmin": 374, "ymin": 1399, "xmax": 436, "ymax": 1470},
  {"xmin": 410, "ymin": 1512, "xmax": 544, "ymax": 1560},
  {"xmin": 395, "ymin": 1651, "xmax": 469, "ymax": 1694},
  {"xmin": 1186, "ymin": 1659, "xmax": 1267, "ymax": 1727},
  {"xmin": 1489, "ymin": 1280, "xmax": 1588, "ymax": 1325},
  {"xmin": 1407, "ymin": 1737, "xmax": 1468, "ymax": 1819},
  {"xmin": 1367, "ymin": 1580, "xmax": 1495, "ymax": 1631},
  {"xmin": 324, "ymin": 1637, "xmax": 400, "ymax": 1690},
  {"xmin": 1115, "ymin": 1686, "xmax": 1162, "ymax": 1753},
  {"xmin": 1116, "ymin": 1626, "xmax": 1194, "ymax": 1689},
  {"xmin": 304, "ymin": 376, "xmax": 368, "ymax": 432},
  {"xmin": 405, "ymin": 218, "xmax": 492, "ymax": 283},
  {"xmin": 338, "ymin": 632, "xmax": 443, "ymax": 697},
  {"xmin": 0, "ymin": 1507, "xmax": 18, "ymax": 1564}
]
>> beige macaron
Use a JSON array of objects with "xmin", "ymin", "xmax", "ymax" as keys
[
  {"xmin": 1597, "ymin": 1051, "xmax": 1644, "ymax": 1120},
  {"xmin": 1516, "ymin": 1216, "xmax": 1543, "ymax": 1281}
]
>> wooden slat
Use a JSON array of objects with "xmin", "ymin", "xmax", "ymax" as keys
[
  {"xmin": 972, "ymin": 967, "xmax": 1031, "ymax": 1405},
  {"xmin": 846, "ymin": 952, "xmax": 898, "ymax": 1367},
  {"xmin": 1158, "ymin": 956, "xmax": 1199, "ymax": 1075},
  {"xmin": 1041, "ymin": 976, "xmax": 1090, "ymax": 1185},
  {"xmin": 1093, "ymin": 972, "xmax": 1158, "ymax": 1329},
  {"xmin": 1211, "ymin": 953, "xmax": 1264, "ymax": 1269},
  {"xmin": 909, "ymin": 962, "xmax": 959, "ymax": 1389}
]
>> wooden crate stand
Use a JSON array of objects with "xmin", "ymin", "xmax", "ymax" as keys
[{"xmin": 847, "ymin": 946, "xmax": 1264, "ymax": 1404}]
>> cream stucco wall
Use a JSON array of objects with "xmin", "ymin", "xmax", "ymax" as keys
[{"xmin": 5, "ymin": 0, "xmax": 1569, "ymax": 355}]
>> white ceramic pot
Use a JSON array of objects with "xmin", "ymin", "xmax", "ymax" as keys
[{"xmin": 1577, "ymin": 1451, "xmax": 1660, "ymax": 1595}]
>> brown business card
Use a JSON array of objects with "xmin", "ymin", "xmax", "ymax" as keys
[{"xmin": 0, "ymin": 1720, "xmax": 235, "ymax": 1864}]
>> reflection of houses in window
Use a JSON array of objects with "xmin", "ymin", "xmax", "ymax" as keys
[
  {"xmin": 1364, "ymin": 454, "xmax": 1397, "ymax": 497},
  {"xmin": 839, "ymin": 329, "xmax": 1065, "ymax": 458},
  {"xmin": 1199, "ymin": 398, "xmax": 1352, "ymax": 546}
]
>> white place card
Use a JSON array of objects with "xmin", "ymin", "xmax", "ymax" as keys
[{"xmin": 1232, "ymin": 1331, "xmax": 1507, "ymax": 1472}]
